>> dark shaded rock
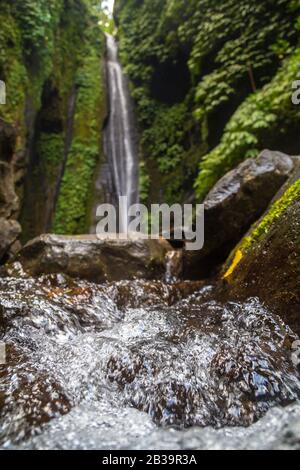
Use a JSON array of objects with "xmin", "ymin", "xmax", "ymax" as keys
[
  {"xmin": 0, "ymin": 161, "xmax": 19, "ymax": 219},
  {"xmin": 13, "ymin": 234, "xmax": 173, "ymax": 283},
  {"xmin": 0, "ymin": 344, "xmax": 72, "ymax": 445},
  {"xmin": 0, "ymin": 119, "xmax": 15, "ymax": 163},
  {"xmin": 0, "ymin": 218, "xmax": 21, "ymax": 263},
  {"xmin": 183, "ymin": 150, "xmax": 294, "ymax": 279},
  {"xmin": 0, "ymin": 120, "xmax": 21, "ymax": 263},
  {"xmin": 0, "ymin": 120, "xmax": 18, "ymax": 220},
  {"xmin": 268, "ymin": 156, "xmax": 300, "ymax": 203}
]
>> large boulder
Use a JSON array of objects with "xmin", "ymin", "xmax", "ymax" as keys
[
  {"xmin": 12, "ymin": 234, "xmax": 173, "ymax": 283},
  {"xmin": 221, "ymin": 161, "xmax": 300, "ymax": 335},
  {"xmin": 183, "ymin": 150, "xmax": 294, "ymax": 279}
]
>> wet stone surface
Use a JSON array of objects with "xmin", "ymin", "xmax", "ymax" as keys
[{"xmin": 0, "ymin": 273, "xmax": 300, "ymax": 449}]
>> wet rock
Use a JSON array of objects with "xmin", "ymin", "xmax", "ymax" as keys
[
  {"xmin": 107, "ymin": 279, "xmax": 205, "ymax": 309},
  {"xmin": 0, "ymin": 345, "xmax": 72, "ymax": 445},
  {"xmin": 0, "ymin": 218, "xmax": 21, "ymax": 263},
  {"xmin": 13, "ymin": 234, "xmax": 173, "ymax": 283},
  {"xmin": 222, "ymin": 166, "xmax": 300, "ymax": 334},
  {"xmin": 183, "ymin": 150, "xmax": 294, "ymax": 279}
]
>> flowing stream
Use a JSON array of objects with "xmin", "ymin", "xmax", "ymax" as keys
[{"xmin": 1, "ymin": 272, "xmax": 300, "ymax": 449}]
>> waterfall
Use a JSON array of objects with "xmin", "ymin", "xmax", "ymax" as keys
[{"xmin": 103, "ymin": 33, "xmax": 139, "ymax": 233}]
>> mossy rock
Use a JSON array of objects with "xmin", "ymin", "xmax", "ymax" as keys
[{"xmin": 222, "ymin": 164, "xmax": 300, "ymax": 334}]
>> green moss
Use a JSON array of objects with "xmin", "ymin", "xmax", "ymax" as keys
[
  {"xmin": 0, "ymin": 0, "xmax": 84, "ymax": 159},
  {"xmin": 139, "ymin": 161, "xmax": 150, "ymax": 204},
  {"xmin": 14, "ymin": 1, "xmax": 107, "ymax": 241},
  {"xmin": 36, "ymin": 133, "xmax": 65, "ymax": 182},
  {"xmin": 20, "ymin": 131, "xmax": 65, "ymax": 241},
  {"xmin": 0, "ymin": 5, "xmax": 27, "ymax": 138},
  {"xmin": 53, "ymin": 142, "xmax": 100, "ymax": 234},
  {"xmin": 143, "ymin": 103, "xmax": 188, "ymax": 173},
  {"xmin": 224, "ymin": 179, "xmax": 300, "ymax": 278},
  {"xmin": 53, "ymin": 29, "xmax": 106, "ymax": 235},
  {"xmin": 224, "ymin": 178, "xmax": 300, "ymax": 278},
  {"xmin": 241, "ymin": 179, "xmax": 300, "ymax": 252}
]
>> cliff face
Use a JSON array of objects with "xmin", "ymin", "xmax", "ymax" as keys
[
  {"xmin": 115, "ymin": 0, "xmax": 300, "ymax": 204},
  {"xmin": 0, "ymin": 120, "xmax": 21, "ymax": 262},
  {"xmin": 0, "ymin": 0, "xmax": 106, "ymax": 257}
]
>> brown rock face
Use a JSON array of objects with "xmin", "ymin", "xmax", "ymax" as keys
[
  {"xmin": 0, "ymin": 218, "xmax": 21, "ymax": 262},
  {"xmin": 0, "ymin": 119, "xmax": 15, "ymax": 163},
  {"xmin": 183, "ymin": 150, "xmax": 294, "ymax": 279},
  {"xmin": 14, "ymin": 234, "xmax": 173, "ymax": 283},
  {"xmin": 0, "ymin": 119, "xmax": 21, "ymax": 263},
  {"xmin": 0, "ymin": 119, "xmax": 18, "ymax": 220},
  {"xmin": 0, "ymin": 160, "xmax": 19, "ymax": 219}
]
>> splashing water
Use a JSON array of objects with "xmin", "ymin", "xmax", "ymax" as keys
[{"xmin": 0, "ymin": 272, "xmax": 300, "ymax": 449}]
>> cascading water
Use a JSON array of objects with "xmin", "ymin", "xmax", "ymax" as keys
[{"xmin": 103, "ymin": 33, "xmax": 139, "ymax": 232}]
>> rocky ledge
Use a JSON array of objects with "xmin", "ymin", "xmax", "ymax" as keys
[{"xmin": 6, "ymin": 234, "xmax": 173, "ymax": 283}]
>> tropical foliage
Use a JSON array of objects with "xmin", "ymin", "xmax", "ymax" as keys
[{"xmin": 115, "ymin": 0, "xmax": 300, "ymax": 202}]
